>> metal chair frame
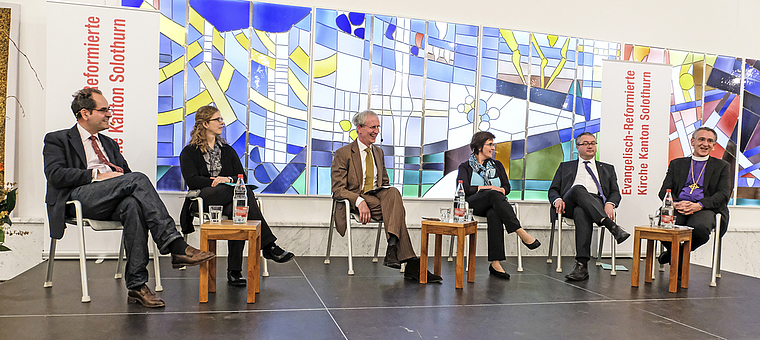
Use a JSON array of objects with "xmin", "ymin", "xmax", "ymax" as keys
[
  {"xmin": 324, "ymin": 198, "xmax": 385, "ymax": 275},
  {"xmin": 43, "ymin": 200, "xmax": 163, "ymax": 303},
  {"xmin": 654, "ymin": 213, "xmax": 723, "ymax": 287},
  {"xmin": 548, "ymin": 210, "xmax": 618, "ymax": 275}
]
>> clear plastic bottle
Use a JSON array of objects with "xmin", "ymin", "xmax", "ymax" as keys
[
  {"xmin": 660, "ymin": 189, "xmax": 674, "ymax": 229},
  {"xmin": 233, "ymin": 174, "xmax": 248, "ymax": 224},
  {"xmin": 454, "ymin": 180, "xmax": 466, "ymax": 222}
]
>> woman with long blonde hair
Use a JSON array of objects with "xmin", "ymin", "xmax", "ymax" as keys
[{"xmin": 179, "ymin": 106, "xmax": 294, "ymax": 286}]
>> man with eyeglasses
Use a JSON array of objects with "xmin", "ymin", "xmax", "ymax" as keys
[
  {"xmin": 331, "ymin": 110, "xmax": 442, "ymax": 283},
  {"xmin": 548, "ymin": 132, "xmax": 631, "ymax": 281},
  {"xmin": 657, "ymin": 126, "xmax": 730, "ymax": 269},
  {"xmin": 43, "ymin": 88, "xmax": 215, "ymax": 307}
]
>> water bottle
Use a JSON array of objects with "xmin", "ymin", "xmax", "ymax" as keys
[
  {"xmin": 660, "ymin": 189, "xmax": 674, "ymax": 229},
  {"xmin": 454, "ymin": 180, "xmax": 466, "ymax": 222},
  {"xmin": 233, "ymin": 174, "xmax": 248, "ymax": 224}
]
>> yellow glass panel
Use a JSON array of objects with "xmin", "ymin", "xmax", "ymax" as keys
[
  {"xmin": 160, "ymin": 15, "xmax": 185, "ymax": 46},
  {"xmin": 195, "ymin": 63, "xmax": 236, "ymax": 124},
  {"xmin": 313, "ymin": 53, "xmax": 337, "ymax": 78},
  {"xmin": 288, "ymin": 69, "xmax": 308, "ymax": 105},
  {"xmin": 289, "ymin": 46, "xmax": 309, "ymax": 73},
  {"xmin": 254, "ymin": 29, "xmax": 275, "ymax": 54},
  {"xmin": 188, "ymin": 7, "xmax": 204, "ymax": 35},
  {"xmin": 218, "ymin": 61, "xmax": 234, "ymax": 92}
]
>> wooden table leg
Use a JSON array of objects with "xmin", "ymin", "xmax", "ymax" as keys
[
  {"xmin": 199, "ymin": 230, "xmax": 210, "ymax": 303},
  {"xmin": 669, "ymin": 235, "xmax": 679, "ymax": 293},
  {"xmin": 632, "ymin": 230, "xmax": 641, "ymax": 287},
  {"xmin": 247, "ymin": 232, "xmax": 257, "ymax": 303},
  {"xmin": 681, "ymin": 237, "xmax": 691, "ymax": 289},
  {"xmin": 644, "ymin": 239, "xmax": 654, "ymax": 283},
  {"xmin": 420, "ymin": 226, "xmax": 428, "ymax": 284},
  {"xmin": 434, "ymin": 234, "xmax": 442, "ymax": 276},
  {"xmin": 208, "ymin": 240, "xmax": 217, "ymax": 293},
  {"xmin": 467, "ymin": 231, "xmax": 476, "ymax": 283},
  {"xmin": 455, "ymin": 229, "xmax": 465, "ymax": 289}
]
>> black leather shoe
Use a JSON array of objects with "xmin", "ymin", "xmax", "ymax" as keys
[
  {"xmin": 522, "ymin": 238, "xmax": 541, "ymax": 250},
  {"xmin": 263, "ymin": 244, "xmax": 295, "ymax": 263},
  {"xmin": 383, "ymin": 244, "xmax": 401, "ymax": 269},
  {"xmin": 489, "ymin": 264, "xmax": 510, "ymax": 280},
  {"xmin": 403, "ymin": 258, "xmax": 442, "ymax": 283},
  {"xmin": 610, "ymin": 225, "xmax": 631, "ymax": 244},
  {"xmin": 227, "ymin": 270, "xmax": 247, "ymax": 286},
  {"xmin": 127, "ymin": 284, "xmax": 165, "ymax": 308},
  {"xmin": 565, "ymin": 261, "xmax": 589, "ymax": 281},
  {"xmin": 658, "ymin": 250, "xmax": 671, "ymax": 265},
  {"xmin": 171, "ymin": 246, "xmax": 216, "ymax": 269}
]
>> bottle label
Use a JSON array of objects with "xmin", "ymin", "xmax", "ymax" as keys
[
  {"xmin": 234, "ymin": 206, "xmax": 248, "ymax": 222},
  {"xmin": 661, "ymin": 214, "xmax": 673, "ymax": 224}
]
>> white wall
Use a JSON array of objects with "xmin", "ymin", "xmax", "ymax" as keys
[{"xmin": 5, "ymin": 0, "xmax": 760, "ymax": 279}]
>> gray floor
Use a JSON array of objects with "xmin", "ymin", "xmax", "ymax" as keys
[{"xmin": 0, "ymin": 255, "xmax": 757, "ymax": 340}]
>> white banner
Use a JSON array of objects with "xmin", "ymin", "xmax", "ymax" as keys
[
  {"xmin": 601, "ymin": 59, "xmax": 671, "ymax": 236},
  {"xmin": 44, "ymin": 1, "xmax": 159, "ymax": 255}
]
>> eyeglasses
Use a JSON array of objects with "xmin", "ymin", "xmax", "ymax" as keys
[
  {"xmin": 361, "ymin": 124, "xmax": 380, "ymax": 130},
  {"xmin": 694, "ymin": 137, "xmax": 715, "ymax": 144},
  {"xmin": 484, "ymin": 142, "xmax": 494, "ymax": 147},
  {"xmin": 577, "ymin": 141, "xmax": 597, "ymax": 147},
  {"xmin": 209, "ymin": 117, "xmax": 224, "ymax": 123},
  {"xmin": 89, "ymin": 107, "xmax": 111, "ymax": 113}
]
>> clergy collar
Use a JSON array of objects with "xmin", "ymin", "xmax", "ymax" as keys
[{"xmin": 691, "ymin": 155, "xmax": 709, "ymax": 161}]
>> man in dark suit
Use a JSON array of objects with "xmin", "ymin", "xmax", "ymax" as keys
[
  {"xmin": 548, "ymin": 132, "xmax": 630, "ymax": 281},
  {"xmin": 657, "ymin": 127, "xmax": 730, "ymax": 266},
  {"xmin": 331, "ymin": 110, "xmax": 441, "ymax": 282},
  {"xmin": 44, "ymin": 88, "xmax": 215, "ymax": 307}
]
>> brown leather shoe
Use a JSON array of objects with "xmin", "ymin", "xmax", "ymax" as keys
[
  {"xmin": 127, "ymin": 284, "xmax": 165, "ymax": 308},
  {"xmin": 171, "ymin": 245, "xmax": 216, "ymax": 269}
]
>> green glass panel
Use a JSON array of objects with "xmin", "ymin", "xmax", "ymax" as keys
[
  {"xmin": 292, "ymin": 171, "xmax": 306, "ymax": 195},
  {"xmin": 525, "ymin": 144, "xmax": 563, "ymax": 180},
  {"xmin": 421, "ymin": 184, "xmax": 434, "ymax": 196},
  {"xmin": 403, "ymin": 184, "xmax": 418, "ymax": 197},
  {"xmin": 509, "ymin": 159, "xmax": 524, "ymax": 180},
  {"xmin": 523, "ymin": 190, "xmax": 549, "ymax": 201},
  {"xmin": 507, "ymin": 191, "xmax": 522, "ymax": 201}
]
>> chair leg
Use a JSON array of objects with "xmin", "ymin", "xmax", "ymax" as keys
[
  {"xmin": 372, "ymin": 222, "xmax": 382, "ymax": 263},
  {"xmin": 346, "ymin": 223, "xmax": 354, "ymax": 275},
  {"xmin": 448, "ymin": 235, "xmax": 455, "ymax": 262},
  {"xmin": 710, "ymin": 226, "xmax": 721, "ymax": 287},
  {"xmin": 596, "ymin": 228, "xmax": 605, "ymax": 266},
  {"xmin": 43, "ymin": 239, "xmax": 57, "ymax": 288},
  {"xmin": 547, "ymin": 220, "xmax": 555, "ymax": 264},
  {"xmin": 516, "ymin": 233, "xmax": 523, "ymax": 272},
  {"xmin": 151, "ymin": 237, "xmax": 163, "ymax": 292},
  {"xmin": 77, "ymin": 220, "xmax": 91, "ymax": 303},
  {"xmin": 556, "ymin": 215, "xmax": 562, "ymax": 272},
  {"xmin": 324, "ymin": 202, "xmax": 336, "ymax": 265},
  {"xmin": 262, "ymin": 254, "xmax": 269, "ymax": 277},
  {"xmin": 610, "ymin": 233, "xmax": 617, "ymax": 276},
  {"xmin": 115, "ymin": 231, "xmax": 126, "ymax": 279}
]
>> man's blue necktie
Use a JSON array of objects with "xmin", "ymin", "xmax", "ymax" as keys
[{"xmin": 584, "ymin": 160, "xmax": 606, "ymax": 202}]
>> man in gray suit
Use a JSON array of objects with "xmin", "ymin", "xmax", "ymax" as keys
[
  {"xmin": 331, "ymin": 110, "xmax": 440, "ymax": 282},
  {"xmin": 548, "ymin": 132, "xmax": 630, "ymax": 281},
  {"xmin": 44, "ymin": 88, "xmax": 215, "ymax": 307}
]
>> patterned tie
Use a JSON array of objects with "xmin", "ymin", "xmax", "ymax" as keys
[
  {"xmin": 363, "ymin": 147, "xmax": 374, "ymax": 193},
  {"xmin": 583, "ymin": 161, "xmax": 605, "ymax": 201},
  {"xmin": 90, "ymin": 135, "xmax": 124, "ymax": 173}
]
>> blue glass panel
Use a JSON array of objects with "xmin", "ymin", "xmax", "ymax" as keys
[
  {"xmin": 226, "ymin": 71, "xmax": 249, "ymax": 105},
  {"xmin": 254, "ymin": 163, "xmax": 272, "ymax": 183},
  {"xmin": 496, "ymin": 80, "xmax": 527, "ymax": 99},
  {"xmin": 529, "ymin": 87, "xmax": 567, "ymax": 109},
  {"xmin": 190, "ymin": 0, "xmax": 249, "ymax": 32},
  {"xmin": 511, "ymin": 139, "xmax": 525, "ymax": 159},
  {"xmin": 263, "ymin": 163, "xmax": 306, "ymax": 193},
  {"xmin": 348, "ymin": 12, "xmax": 364, "ymax": 25},
  {"xmin": 249, "ymin": 146, "xmax": 261, "ymax": 163},
  {"xmin": 427, "ymin": 61, "xmax": 453, "ymax": 83},
  {"xmin": 157, "ymin": 125, "xmax": 173, "ymax": 143},
  {"xmin": 249, "ymin": 133, "xmax": 265, "ymax": 147},
  {"xmin": 422, "ymin": 140, "xmax": 448, "ymax": 154},
  {"xmin": 251, "ymin": 3, "xmax": 310, "ymax": 33},
  {"xmin": 156, "ymin": 166, "xmax": 182, "ymax": 191},
  {"xmin": 336, "ymin": 14, "xmax": 351, "ymax": 34},
  {"xmin": 315, "ymin": 23, "xmax": 338, "ymax": 50}
]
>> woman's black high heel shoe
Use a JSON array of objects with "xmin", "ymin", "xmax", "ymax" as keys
[
  {"xmin": 489, "ymin": 264, "xmax": 510, "ymax": 280},
  {"xmin": 522, "ymin": 239, "xmax": 541, "ymax": 250}
]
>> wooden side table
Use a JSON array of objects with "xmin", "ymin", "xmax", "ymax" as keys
[
  {"xmin": 420, "ymin": 219, "xmax": 478, "ymax": 289},
  {"xmin": 199, "ymin": 220, "xmax": 261, "ymax": 303},
  {"xmin": 631, "ymin": 225, "xmax": 692, "ymax": 293}
]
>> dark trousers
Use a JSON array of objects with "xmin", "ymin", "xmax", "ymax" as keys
[
  {"xmin": 562, "ymin": 185, "xmax": 607, "ymax": 264},
  {"xmin": 69, "ymin": 172, "xmax": 183, "ymax": 289},
  {"xmin": 198, "ymin": 185, "xmax": 276, "ymax": 272},
  {"xmin": 468, "ymin": 190, "xmax": 521, "ymax": 261},
  {"xmin": 662, "ymin": 209, "xmax": 715, "ymax": 253}
]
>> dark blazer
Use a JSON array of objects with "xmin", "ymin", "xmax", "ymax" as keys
[
  {"xmin": 547, "ymin": 159, "xmax": 622, "ymax": 219},
  {"xmin": 456, "ymin": 159, "xmax": 510, "ymax": 200},
  {"xmin": 658, "ymin": 156, "xmax": 730, "ymax": 235},
  {"xmin": 178, "ymin": 143, "xmax": 246, "ymax": 233},
  {"xmin": 43, "ymin": 125, "xmax": 131, "ymax": 239},
  {"xmin": 330, "ymin": 140, "xmax": 388, "ymax": 236}
]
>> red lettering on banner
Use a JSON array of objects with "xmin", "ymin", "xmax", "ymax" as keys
[
  {"xmin": 108, "ymin": 19, "xmax": 127, "ymax": 152},
  {"xmin": 83, "ymin": 16, "xmax": 100, "ymax": 88}
]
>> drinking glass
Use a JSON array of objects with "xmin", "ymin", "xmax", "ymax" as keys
[
  {"xmin": 440, "ymin": 207, "xmax": 451, "ymax": 222},
  {"xmin": 209, "ymin": 205, "xmax": 223, "ymax": 224}
]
